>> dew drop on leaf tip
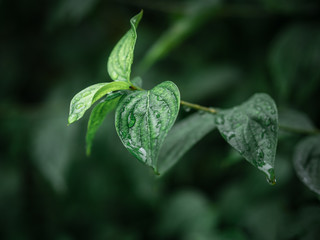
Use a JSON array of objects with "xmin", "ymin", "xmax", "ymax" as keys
[{"xmin": 267, "ymin": 176, "xmax": 276, "ymax": 185}]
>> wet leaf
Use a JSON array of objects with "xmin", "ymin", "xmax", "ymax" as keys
[
  {"xmin": 115, "ymin": 81, "xmax": 180, "ymax": 172},
  {"xmin": 108, "ymin": 11, "xmax": 143, "ymax": 82},
  {"xmin": 68, "ymin": 81, "xmax": 131, "ymax": 124},
  {"xmin": 216, "ymin": 93, "xmax": 278, "ymax": 184},
  {"xmin": 86, "ymin": 92, "xmax": 123, "ymax": 156},
  {"xmin": 158, "ymin": 112, "xmax": 216, "ymax": 174},
  {"xmin": 294, "ymin": 135, "xmax": 320, "ymax": 195}
]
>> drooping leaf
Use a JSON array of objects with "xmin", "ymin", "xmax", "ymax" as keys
[
  {"xmin": 293, "ymin": 135, "xmax": 320, "ymax": 195},
  {"xmin": 158, "ymin": 112, "xmax": 216, "ymax": 174},
  {"xmin": 115, "ymin": 81, "xmax": 180, "ymax": 173},
  {"xmin": 216, "ymin": 93, "xmax": 278, "ymax": 184},
  {"xmin": 108, "ymin": 11, "xmax": 143, "ymax": 82},
  {"xmin": 138, "ymin": 1, "xmax": 220, "ymax": 73},
  {"xmin": 279, "ymin": 108, "xmax": 317, "ymax": 134},
  {"xmin": 68, "ymin": 81, "xmax": 131, "ymax": 124},
  {"xmin": 86, "ymin": 92, "xmax": 123, "ymax": 156}
]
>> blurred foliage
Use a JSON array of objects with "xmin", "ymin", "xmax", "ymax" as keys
[{"xmin": 1, "ymin": 0, "xmax": 320, "ymax": 239}]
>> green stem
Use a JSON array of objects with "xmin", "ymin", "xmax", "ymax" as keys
[
  {"xmin": 278, "ymin": 124, "xmax": 320, "ymax": 135},
  {"xmin": 180, "ymin": 100, "xmax": 217, "ymax": 114},
  {"xmin": 130, "ymin": 84, "xmax": 320, "ymax": 135},
  {"xmin": 130, "ymin": 84, "xmax": 218, "ymax": 114}
]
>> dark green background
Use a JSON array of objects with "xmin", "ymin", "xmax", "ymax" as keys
[{"xmin": 1, "ymin": 0, "xmax": 320, "ymax": 239}]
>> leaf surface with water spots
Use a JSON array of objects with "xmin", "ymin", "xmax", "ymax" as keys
[
  {"xmin": 216, "ymin": 93, "xmax": 278, "ymax": 184},
  {"xmin": 115, "ymin": 81, "xmax": 180, "ymax": 173},
  {"xmin": 68, "ymin": 81, "xmax": 131, "ymax": 124},
  {"xmin": 108, "ymin": 11, "xmax": 143, "ymax": 82},
  {"xmin": 294, "ymin": 135, "xmax": 320, "ymax": 195},
  {"xmin": 86, "ymin": 92, "xmax": 123, "ymax": 156}
]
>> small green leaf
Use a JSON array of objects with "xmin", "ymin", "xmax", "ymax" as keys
[
  {"xmin": 294, "ymin": 135, "xmax": 320, "ymax": 195},
  {"xmin": 131, "ymin": 76, "xmax": 143, "ymax": 88},
  {"xmin": 86, "ymin": 92, "xmax": 123, "ymax": 156},
  {"xmin": 92, "ymin": 81, "xmax": 131, "ymax": 103},
  {"xmin": 108, "ymin": 11, "xmax": 143, "ymax": 82},
  {"xmin": 216, "ymin": 93, "xmax": 278, "ymax": 184},
  {"xmin": 158, "ymin": 112, "xmax": 216, "ymax": 174},
  {"xmin": 68, "ymin": 83, "xmax": 107, "ymax": 124},
  {"xmin": 68, "ymin": 81, "xmax": 131, "ymax": 124},
  {"xmin": 115, "ymin": 81, "xmax": 180, "ymax": 172}
]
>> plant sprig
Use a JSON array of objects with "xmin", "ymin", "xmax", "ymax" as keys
[{"xmin": 68, "ymin": 11, "xmax": 282, "ymax": 184}]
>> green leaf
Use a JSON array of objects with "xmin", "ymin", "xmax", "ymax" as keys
[
  {"xmin": 294, "ymin": 135, "xmax": 320, "ymax": 195},
  {"xmin": 216, "ymin": 93, "xmax": 278, "ymax": 184},
  {"xmin": 115, "ymin": 81, "xmax": 180, "ymax": 173},
  {"xmin": 131, "ymin": 76, "xmax": 143, "ymax": 88},
  {"xmin": 86, "ymin": 92, "xmax": 123, "ymax": 156},
  {"xmin": 279, "ymin": 108, "xmax": 317, "ymax": 134},
  {"xmin": 68, "ymin": 81, "xmax": 131, "ymax": 124},
  {"xmin": 158, "ymin": 112, "xmax": 216, "ymax": 174},
  {"xmin": 108, "ymin": 11, "xmax": 143, "ymax": 82},
  {"xmin": 91, "ymin": 81, "xmax": 131, "ymax": 103}
]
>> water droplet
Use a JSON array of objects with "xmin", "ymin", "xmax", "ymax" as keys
[
  {"xmin": 266, "ymin": 169, "xmax": 276, "ymax": 185},
  {"xmin": 183, "ymin": 106, "xmax": 191, "ymax": 112},
  {"xmin": 258, "ymin": 149, "xmax": 264, "ymax": 160},
  {"xmin": 215, "ymin": 115, "xmax": 225, "ymax": 125},
  {"xmin": 75, "ymin": 103, "xmax": 84, "ymax": 110},
  {"xmin": 264, "ymin": 118, "xmax": 271, "ymax": 126},
  {"xmin": 255, "ymin": 105, "xmax": 262, "ymax": 112},
  {"xmin": 261, "ymin": 129, "xmax": 266, "ymax": 139},
  {"xmin": 267, "ymin": 177, "xmax": 276, "ymax": 185},
  {"xmin": 111, "ymin": 71, "xmax": 118, "ymax": 79},
  {"xmin": 228, "ymin": 133, "xmax": 236, "ymax": 140},
  {"xmin": 128, "ymin": 112, "xmax": 136, "ymax": 128},
  {"xmin": 81, "ymin": 91, "xmax": 91, "ymax": 98},
  {"xmin": 270, "ymin": 124, "xmax": 277, "ymax": 132},
  {"xmin": 68, "ymin": 114, "xmax": 78, "ymax": 123},
  {"xmin": 266, "ymin": 141, "xmax": 272, "ymax": 149}
]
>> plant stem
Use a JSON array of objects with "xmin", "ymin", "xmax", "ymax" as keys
[
  {"xmin": 130, "ymin": 84, "xmax": 320, "ymax": 135},
  {"xmin": 278, "ymin": 124, "xmax": 320, "ymax": 135},
  {"xmin": 180, "ymin": 100, "xmax": 217, "ymax": 114},
  {"xmin": 130, "ymin": 84, "xmax": 218, "ymax": 114}
]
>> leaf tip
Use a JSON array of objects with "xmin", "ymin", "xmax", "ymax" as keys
[
  {"xmin": 130, "ymin": 10, "xmax": 143, "ymax": 29},
  {"xmin": 86, "ymin": 147, "xmax": 91, "ymax": 157}
]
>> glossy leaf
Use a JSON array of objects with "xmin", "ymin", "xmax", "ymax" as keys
[
  {"xmin": 115, "ymin": 81, "xmax": 180, "ymax": 172},
  {"xmin": 294, "ymin": 135, "xmax": 320, "ymax": 195},
  {"xmin": 158, "ymin": 112, "xmax": 216, "ymax": 174},
  {"xmin": 86, "ymin": 92, "xmax": 123, "ymax": 156},
  {"xmin": 216, "ymin": 93, "xmax": 278, "ymax": 184},
  {"xmin": 108, "ymin": 11, "xmax": 143, "ymax": 82},
  {"xmin": 68, "ymin": 81, "xmax": 131, "ymax": 124}
]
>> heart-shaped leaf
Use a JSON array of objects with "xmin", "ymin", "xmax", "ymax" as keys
[
  {"xmin": 115, "ymin": 81, "xmax": 180, "ymax": 173},
  {"xmin": 68, "ymin": 81, "xmax": 131, "ymax": 124},
  {"xmin": 108, "ymin": 11, "xmax": 143, "ymax": 82},
  {"xmin": 86, "ymin": 92, "xmax": 123, "ymax": 156},
  {"xmin": 294, "ymin": 135, "xmax": 320, "ymax": 195},
  {"xmin": 216, "ymin": 93, "xmax": 278, "ymax": 184}
]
